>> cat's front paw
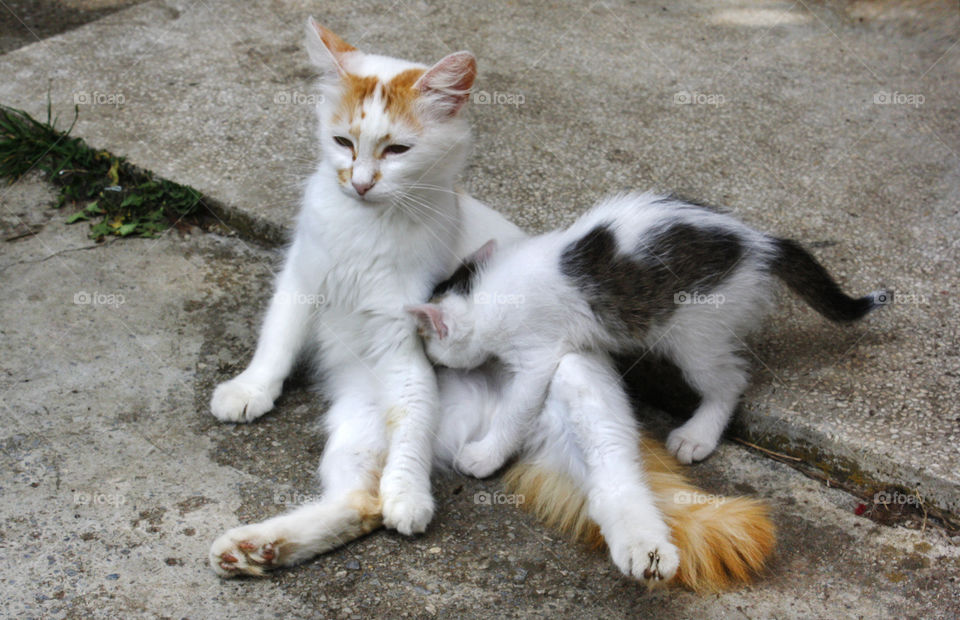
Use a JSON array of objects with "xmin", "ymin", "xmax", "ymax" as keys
[
  {"xmin": 210, "ymin": 523, "xmax": 292, "ymax": 578},
  {"xmin": 380, "ymin": 481, "xmax": 434, "ymax": 536},
  {"xmin": 666, "ymin": 423, "xmax": 719, "ymax": 464},
  {"xmin": 609, "ymin": 535, "xmax": 680, "ymax": 586},
  {"xmin": 210, "ymin": 377, "xmax": 278, "ymax": 423},
  {"xmin": 454, "ymin": 440, "xmax": 504, "ymax": 479}
]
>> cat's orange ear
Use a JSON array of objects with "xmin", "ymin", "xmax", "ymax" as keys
[
  {"xmin": 414, "ymin": 51, "xmax": 477, "ymax": 118},
  {"xmin": 304, "ymin": 17, "xmax": 356, "ymax": 76}
]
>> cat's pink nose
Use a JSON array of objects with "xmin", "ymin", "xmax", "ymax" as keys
[{"xmin": 352, "ymin": 180, "xmax": 374, "ymax": 196}]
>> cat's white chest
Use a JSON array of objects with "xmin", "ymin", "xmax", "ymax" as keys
[{"xmin": 294, "ymin": 173, "xmax": 456, "ymax": 314}]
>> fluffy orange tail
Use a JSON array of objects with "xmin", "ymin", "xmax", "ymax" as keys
[{"xmin": 502, "ymin": 437, "xmax": 775, "ymax": 592}]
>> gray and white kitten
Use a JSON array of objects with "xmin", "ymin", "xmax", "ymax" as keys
[{"xmin": 408, "ymin": 192, "xmax": 887, "ymax": 474}]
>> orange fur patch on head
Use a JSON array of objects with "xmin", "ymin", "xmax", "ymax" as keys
[
  {"xmin": 337, "ymin": 168, "xmax": 350, "ymax": 186},
  {"xmin": 338, "ymin": 73, "xmax": 379, "ymax": 125},
  {"xmin": 334, "ymin": 68, "xmax": 426, "ymax": 129},
  {"xmin": 385, "ymin": 68, "xmax": 426, "ymax": 126}
]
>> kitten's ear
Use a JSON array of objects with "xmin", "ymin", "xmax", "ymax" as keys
[
  {"xmin": 467, "ymin": 239, "xmax": 497, "ymax": 266},
  {"xmin": 304, "ymin": 17, "xmax": 355, "ymax": 77},
  {"xmin": 405, "ymin": 304, "xmax": 449, "ymax": 339},
  {"xmin": 414, "ymin": 51, "xmax": 477, "ymax": 118}
]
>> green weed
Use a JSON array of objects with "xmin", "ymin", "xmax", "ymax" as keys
[{"xmin": 0, "ymin": 101, "xmax": 205, "ymax": 240}]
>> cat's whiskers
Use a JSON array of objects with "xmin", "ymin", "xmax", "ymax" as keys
[
  {"xmin": 406, "ymin": 182, "xmax": 464, "ymax": 197},
  {"xmin": 394, "ymin": 190, "xmax": 459, "ymax": 226},
  {"xmin": 392, "ymin": 194, "xmax": 465, "ymax": 262},
  {"xmin": 394, "ymin": 195, "xmax": 450, "ymax": 234}
]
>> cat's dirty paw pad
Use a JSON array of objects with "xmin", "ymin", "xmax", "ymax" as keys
[
  {"xmin": 210, "ymin": 377, "xmax": 277, "ymax": 423},
  {"xmin": 667, "ymin": 425, "xmax": 718, "ymax": 464},
  {"xmin": 454, "ymin": 440, "xmax": 504, "ymax": 479},
  {"xmin": 635, "ymin": 541, "xmax": 680, "ymax": 585},
  {"xmin": 380, "ymin": 484, "xmax": 434, "ymax": 536},
  {"xmin": 611, "ymin": 536, "xmax": 680, "ymax": 586},
  {"xmin": 209, "ymin": 525, "xmax": 287, "ymax": 578}
]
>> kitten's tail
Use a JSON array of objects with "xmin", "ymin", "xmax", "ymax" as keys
[
  {"xmin": 503, "ymin": 437, "xmax": 775, "ymax": 592},
  {"xmin": 769, "ymin": 237, "xmax": 889, "ymax": 322}
]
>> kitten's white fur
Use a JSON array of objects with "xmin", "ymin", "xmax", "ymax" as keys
[{"xmin": 414, "ymin": 193, "xmax": 779, "ymax": 473}]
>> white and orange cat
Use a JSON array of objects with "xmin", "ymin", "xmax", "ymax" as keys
[{"xmin": 208, "ymin": 19, "xmax": 774, "ymax": 591}]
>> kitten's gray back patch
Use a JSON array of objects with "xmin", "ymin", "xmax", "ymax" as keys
[{"xmin": 559, "ymin": 220, "xmax": 744, "ymax": 339}]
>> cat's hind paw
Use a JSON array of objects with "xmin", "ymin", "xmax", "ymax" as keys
[
  {"xmin": 454, "ymin": 440, "xmax": 505, "ymax": 479},
  {"xmin": 666, "ymin": 424, "xmax": 719, "ymax": 464},
  {"xmin": 610, "ymin": 536, "xmax": 680, "ymax": 586},
  {"xmin": 210, "ymin": 377, "xmax": 278, "ymax": 423},
  {"xmin": 210, "ymin": 524, "xmax": 290, "ymax": 578}
]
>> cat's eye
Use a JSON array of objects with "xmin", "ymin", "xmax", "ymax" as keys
[
  {"xmin": 333, "ymin": 136, "xmax": 354, "ymax": 149},
  {"xmin": 383, "ymin": 144, "xmax": 411, "ymax": 155}
]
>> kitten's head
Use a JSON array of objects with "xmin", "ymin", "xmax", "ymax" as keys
[
  {"xmin": 405, "ymin": 295, "xmax": 485, "ymax": 368},
  {"xmin": 305, "ymin": 18, "xmax": 476, "ymax": 204},
  {"xmin": 406, "ymin": 240, "xmax": 499, "ymax": 368}
]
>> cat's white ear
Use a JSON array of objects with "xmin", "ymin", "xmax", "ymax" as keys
[
  {"xmin": 304, "ymin": 17, "xmax": 355, "ymax": 77},
  {"xmin": 414, "ymin": 51, "xmax": 477, "ymax": 118},
  {"xmin": 467, "ymin": 239, "xmax": 497, "ymax": 265},
  {"xmin": 405, "ymin": 304, "xmax": 448, "ymax": 339}
]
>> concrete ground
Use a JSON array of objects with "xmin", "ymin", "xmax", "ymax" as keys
[
  {"xmin": 2, "ymin": 174, "xmax": 958, "ymax": 618},
  {"xmin": 1, "ymin": 0, "xmax": 958, "ymax": 617},
  {"xmin": 0, "ymin": 0, "xmax": 144, "ymax": 54}
]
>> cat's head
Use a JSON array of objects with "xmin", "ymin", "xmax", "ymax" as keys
[
  {"xmin": 406, "ymin": 240, "xmax": 498, "ymax": 368},
  {"xmin": 305, "ymin": 18, "xmax": 476, "ymax": 204}
]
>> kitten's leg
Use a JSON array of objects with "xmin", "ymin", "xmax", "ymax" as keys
[
  {"xmin": 211, "ymin": 252, "xmax": 315, "ymax": 423},
  {"xmin": 375, "ymin": 339, "xmax": 440, "ymax": 535},
  {"xmin": 660, "ymin": 328, "xmax": 750, "ymax": 464},
  {"xmin": 210, "ymin": 384, "xmax": 385, "ymax": 576},
  {"xmin": 533, "ymin": 352, "xmax": 679, "ymax": 583},
  {"xmin": 454, "ymin": 360, "xmax": 555, "ymax": 479}
]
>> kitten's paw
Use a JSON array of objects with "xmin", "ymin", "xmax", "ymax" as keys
[
  {"xmin": 210, "ymin": 377, "xmax": 278, "ymax": 423},
  {"xmin": 209, "ymin": 523, "xmax": 291, "ymax": 578},
  {"xmin": 454, "ymin": 440, "xmax": 504, "ymax": 479},
  {"xmin": 380, "ymin": 484, "xmax": 434, "ymax": 536},
  {"xmin": 609, "ymin": 535, "xmax": 680, "ymax": 586},
  {"xmin": 667, "ymin": 424, "xmax": 719, "ymax": 464}
]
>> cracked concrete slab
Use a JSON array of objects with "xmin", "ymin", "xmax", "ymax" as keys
[{"xmin": 1, "ymin": 174, "xmax": 958, "ymax": 617}]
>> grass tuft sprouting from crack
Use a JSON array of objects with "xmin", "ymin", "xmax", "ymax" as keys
[{"xmin": 0, "ymin": 101, "xmax": 206, "ymax": 240}]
